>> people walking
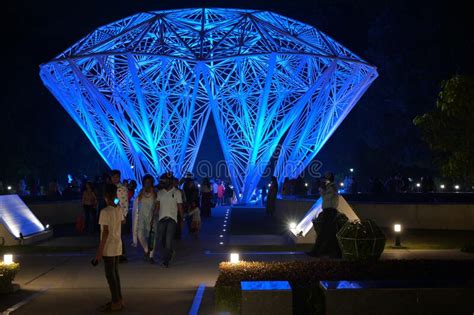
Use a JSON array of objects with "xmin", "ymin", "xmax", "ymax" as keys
[
  {"xmin": 136, "ymin": 174, "xmax": 157, "ymax": 263},
  {"xmin": 187, "ymin": 200, "xmax": 201, "ymax": 239},
  {"xmin": 307, "ymin": 172, "xmax": 341, "ymax": 258},
  {"xmin": 266, "ymin": 176, "xmax": 278, "ymax": 216},
  {"xmin": 155, "ymin": 173, "xmax": 184, "ymax": 268},
  {"xmin": 200, "ymin": 178, "xmax": 213, "ymax": 217},
  {"xmin": 82, "ymin": 182, "xmax": 98, "ymax": 233},
  {"xmin": 217, "ymin": 180, "xmax": 225, "ymax": 206}
]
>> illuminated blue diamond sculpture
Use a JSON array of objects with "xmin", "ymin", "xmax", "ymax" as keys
[{"xmin": 40, "ymin": 8, "xmax": 377, "ymax": 202}]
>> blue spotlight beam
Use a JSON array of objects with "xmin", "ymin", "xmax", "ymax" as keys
[{"xmin": 40, "ymin": 8, "xmax": 377, "ymax": 200}]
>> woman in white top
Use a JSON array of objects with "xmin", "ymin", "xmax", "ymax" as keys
[{"xmin": 136, "ymin": 174, "xmax": 157, "ymax": 263}]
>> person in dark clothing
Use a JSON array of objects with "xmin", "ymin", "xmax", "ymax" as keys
[
  {"xmin": 200, "ymin": 178, "xmax": 213, "ymax": 217},
  {"xmin": 307, "ymin": 172, "xmax": 342, "ymax": 258},
  {"xmin": 224, "ymin": 182, "xmax": 234, "ymax": 205},
  {"xmin": 266, "ymin": 177, "xmax": 278, "ymax": 216},
  {"xmin": 82, "ymin": 182, "xmax": 98, "ymax": 233}
]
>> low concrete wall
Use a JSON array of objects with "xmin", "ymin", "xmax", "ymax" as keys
[
  {"xmin": 322, "ymin": 285, "xmax": 474, "ymax": 315},
  {"xmin": 275, "ymin": 198, "xmax": 474, "ymax": 230},
  {"xmin": 26, "ymin": 200, "xmax": 83, "ymax": 225}
]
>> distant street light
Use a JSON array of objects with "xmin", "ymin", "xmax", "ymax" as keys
[
  {"xmin": 7, "ymin": 186, "xmax": 12, "ymax": 190},
  {"xmin": 349, "ymin": 168, "xmax": 354, "ymax": 173},
  {"xmin": 416, "ymin": 183, "xmax": 421, "ymax": 188},
  {"xmin": 440, "ymin": 184, "xmax": 445, "ymax": 190},
  {"xmin": 339, "ymin": 182, "xmax": 344, "ymax": 187},
  {"xmin": 454, "ymin": 185, "xmax": 460, "ymax": 191},
  {"xmin": 305, "ymin": 182, "xmax": 308, "ymax": 187}
]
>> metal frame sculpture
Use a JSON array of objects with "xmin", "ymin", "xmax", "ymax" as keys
[{"xmin": 40, "ymin": 8, "xmax": 377, "ymax": 202}]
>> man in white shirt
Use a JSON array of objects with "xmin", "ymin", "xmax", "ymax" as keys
[
  {"xmin": 111, "ymin": 170, "xmax": 129, "ymax": 262},
  {"xmin": 155, "ymin": 173, "xmax": 184, "ymax": 268}
]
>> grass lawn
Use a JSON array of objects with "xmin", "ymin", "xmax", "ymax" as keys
[{"xmin": 383, "ymin": 228, "xmax": 474, "ymax": 249}]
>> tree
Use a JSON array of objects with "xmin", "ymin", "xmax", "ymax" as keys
[{"xmin": 414, "ymin": 75, "xmax": 474, "ymax": 185}]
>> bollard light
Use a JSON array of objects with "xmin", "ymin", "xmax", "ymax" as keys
[
  {"xmin": 394, "ymin": 224, "xmax": 401, "ymax": 233},
  {"xmin": 230, "ymin": 253, "xmax": 240, "ymax": 264},
  {"xmin": 3, "ymin": 254, "xmax": 13, "ymax": 265},
  {"xmin": 393, "ymin": 224, "xmax": 402, "ymax": 247}
]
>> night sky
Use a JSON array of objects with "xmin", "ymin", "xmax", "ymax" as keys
[{"xmin": 1, "ymin": 0, "xmax": 473, "ymax": 185}]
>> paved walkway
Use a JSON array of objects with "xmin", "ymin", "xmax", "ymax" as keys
[
  {"xmin": 1, "ymin": 206, "xmax": 473, "ymax": 314},
  {"xmin": 2, "ymin": 207, "xmax": 236, "ymax": 314}
]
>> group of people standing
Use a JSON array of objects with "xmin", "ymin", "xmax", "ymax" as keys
[{"xmin": 92, "ymin": 170, "xmax": 207, "ymax": 312}]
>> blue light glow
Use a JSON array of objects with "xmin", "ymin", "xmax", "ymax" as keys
[
  {"xmin": 241, "ymin": 281, "xmax": 291, "ymax": 291},
  {"xmin": 39, "ymin": 8, "xmax": 377, "ymax": 202},
  {"xmin": 320, "ymin": 281, "xmax": 363, "ymax": 290}
]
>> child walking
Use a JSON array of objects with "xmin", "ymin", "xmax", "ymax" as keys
[
  {"xmin": 187, "ymin": 201, "xmax": 201, "ymax": 239},
  {"xmin": 96, "ymin": 184, "xmax": 124, "ymax": 312}
]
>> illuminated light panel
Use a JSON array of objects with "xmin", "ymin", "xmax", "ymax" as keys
[
  {"xmin": 0, "ymin": 195, "xmax": 46, "ymax": 238},
  {"xmin": 40, "ymin": 8, "xmax": 377, "ymax": 202},
  {"xmin": 241, "ymin": 281, "xmax": 291, "ymax": 291}
]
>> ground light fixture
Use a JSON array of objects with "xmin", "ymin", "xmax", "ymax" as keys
[
  {"xmin": 230, "ymin": 253, "xmax": 240, "ymax": 264},
  {"xmin": 393, "ymin": 224, "xmax": 402, "ymax": 247},
  {"xmin": 3, "ymin": 254, "xmax": 14, "ymax": 265}
]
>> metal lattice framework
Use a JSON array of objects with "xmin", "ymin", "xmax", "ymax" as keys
[{"xmin": 40, "ymin": 8, "xmax": 377, "ymax": 202}]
